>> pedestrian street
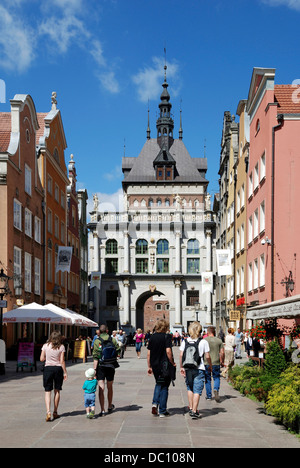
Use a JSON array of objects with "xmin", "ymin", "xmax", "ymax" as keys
[{"xmin": 0, "ymin": 346, "xmax": 299, "ymax": 449}]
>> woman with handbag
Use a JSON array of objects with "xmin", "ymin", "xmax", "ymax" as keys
[
  {"xmin": 40, "ymin": 331, "xmax": 68, "ymax": 422},
  {"xmin": 147, "ymin": 319, "xmax": 176, "ymax": 418}
]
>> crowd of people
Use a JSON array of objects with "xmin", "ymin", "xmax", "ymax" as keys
[{"xmin": 40, "ymin": 324, "xmax": 248, "ymax": 422}]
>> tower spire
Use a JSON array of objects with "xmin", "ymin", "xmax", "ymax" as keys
[
  {"xmin": 147, "ymin": 100, "xmax": 151, "ymax": 140},
  {"xmin": 179, "ymin": 99, "xmax": 183, "ymax": 140},
  {"xmin": 156, "ymin": 60, "xmax": 174, "ymax": 149}
]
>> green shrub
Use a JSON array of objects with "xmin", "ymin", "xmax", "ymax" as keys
[
  {"xmin": 265, "ymin": 365, "xmax": 300, "ymax": 433},
  {"xmin": 264, "ymin": 340, "xmax": 287, "ymax": 378}
]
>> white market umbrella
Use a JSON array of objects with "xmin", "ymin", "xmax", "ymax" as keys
[
  {"xmin": 3, "ymin": 302, "xmax": 72, "ymax": 325},
  {"xmin": 43, "ymin": 304, "xmax": 83, "ymax": 326},
  {"xmin": 65, "ymin": 308, "xmax": 98, "ymax": 328}
]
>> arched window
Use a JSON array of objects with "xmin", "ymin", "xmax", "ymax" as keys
[
  {"xmin": 165, "ymin": 199, "xmax": 170, "ymax": 207},
  {"xmin": 136, "ymin": 239, "xmax": 148, "ymax": 255},
  {"xmin": 157, "ymin": 239, "xmax": 169, "ymax": 255},
  {"xmin": 187, "ymin": 239, "xmax": 200, "ymax": 255},
  {"xmin": 148, "ymin": 198, "xmax": 153, "ymax": 207},
  {"xmin": 106, "ymin": 239, "xmax": 118, "ymax": 254},
  {"xmin": 157, "ymin": 199, "xmax": 162, "ymax": 207}
]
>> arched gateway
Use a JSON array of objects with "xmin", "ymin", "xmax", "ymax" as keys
[{"xmin": 135, "ymin": 290, "xmax": 170, "ymax": 332}]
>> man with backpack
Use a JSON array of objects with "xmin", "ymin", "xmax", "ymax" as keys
[
  {"xmin": 93, "ymin": 324, "xmax": 120, "ymax": 417},
  {"xmin": 180, "ymin": 322, "xmax": 212, "ymax": 419}
]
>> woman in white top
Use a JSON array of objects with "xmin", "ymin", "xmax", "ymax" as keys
[
  {"xmin": 179, "ymin": 322, "xmax": 212, "ymax": 420},
  {"xmin": 221, "ymin": 328, "xmax": 236, "ymax": 378},
  {"xmin": 40, "ymin": 331, "xmax": 68, "ymax": 422}
]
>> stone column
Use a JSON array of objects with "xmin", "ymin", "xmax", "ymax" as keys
[
  {"xmin": 93, "ymin": 231, "xmax": 99, "ymax": 272},
  {"xmin": 123, "ymin": 230, "xmax": 130, "ymax": 273},
  {"xmin": 123, "ymin": 278, "xmax": 130, "ymax": 325},
  {"xmin": 174, "ymin": 278, "xmax": 182, "ymax": 325},
  {"xmin": 175, "ymin": 230, "xmax": 181, "ymax": 273}
]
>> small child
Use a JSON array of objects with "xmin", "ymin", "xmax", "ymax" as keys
[{"xmin": 83, "ymin": 368, "xmax": 98, "ymax": 419}]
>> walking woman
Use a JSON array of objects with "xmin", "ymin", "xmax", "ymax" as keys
[
  {"xmin": 40, "ymin": 331, "xmax": 68, "ymax": 422},
  {"xmin": 221, "ymin": 328, "xmax": 236, "ymax": 378},
  {"xmin": 135, "ymin": 328, "xmax": 144, "ymax": 359}
]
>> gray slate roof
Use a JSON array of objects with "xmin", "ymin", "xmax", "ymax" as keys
[{"xmin": 122, "ymin": 138, "xmax": 208, "ymax": 184}]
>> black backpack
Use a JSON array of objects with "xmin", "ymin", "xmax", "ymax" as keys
[
  {"xmin": 182, "ymin": 338, "xmax": 202, "ymax": 369},
  {"xmin": 99, "ymin": 336, "xmax": 117, "ymax": 364}
]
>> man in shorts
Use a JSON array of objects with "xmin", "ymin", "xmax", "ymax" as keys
[{"xmin": 93, "ymin": 324, "xmax": 120, "ymax": 416}]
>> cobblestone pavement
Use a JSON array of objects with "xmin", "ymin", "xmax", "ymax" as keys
[{"xmin": 0, "ymin": 346, "xmax": 299, "ymax": 449}]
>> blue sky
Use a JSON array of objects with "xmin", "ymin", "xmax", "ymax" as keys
[{"xmin": 1, "ymin": 0, "xmax": 300, "ymax": 213}]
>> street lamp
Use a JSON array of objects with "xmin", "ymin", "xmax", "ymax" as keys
[
  {"xmin": 281, "ymin": 271, "xmax": 295, "ymax": 297},
  {"xmin": 194, "ymin": 302, "xmax": 200, "ymax": 322}
]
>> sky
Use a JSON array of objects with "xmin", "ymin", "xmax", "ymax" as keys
[{"xmin": 1, "ymin": 0, "xmax": 300, "ymax": 215}]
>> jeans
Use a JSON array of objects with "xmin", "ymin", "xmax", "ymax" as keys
[
  {"xmin": 152, "ymin": 380, "xmax": 170, "ymax": 414},
  {"xmin": 205, "ymin": 365, "xmax": 221, "ymax": 398},
  {"xmin": 235, "ymin": 342, "xmax": 242, "ymax": 358},
  {"xmin": 185, "ymin": 369, "xmax": 205, "ymax": 395}
]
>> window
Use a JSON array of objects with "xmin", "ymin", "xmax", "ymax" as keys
[
  {"xmin": 186, "ymin": 290, "xmax": 199, "ymax": 306},
  {"xmin": 105, "ymin": 258, "xmax": 118, "ymax": 274},
  {"xmin": 61, "ymin": 221, "xmax": 65, "ymax": 243},
  {"xmin": 25, "ymin": 165, "xmax": 31, "ymax": 196},
  {"xmin": 241, "ymin": 223, "xmax": 245, "ymax": 250},
  {"xmin": 248, "ymin": 263, "xmax": 253, "ymax": 292},
  {"xmin": 106, "ymin": 290, "xmax": 118, "ymax": 306},
  {"xmin": 157, "ymin": 239, "xmax": 169, "ymax": 255},
  {"xmin": 136, "ymin": 239, "xmax": 148, "ymax": 255},
  {"xmin": 157, "ymin": 258, "xmax": 169, "ymax": 273},
  {"xmin": 254, "ymin": 259, "xmax": 258, "ymax": 290},
  {"xmin": 61, "ymin": 190, "xmax": 65, "ymax": 209},
  {"xmin": 260, "ymin": 255, "xmax": 265, "ymax": 287},
  {"xmin": 34, "ymin": 258, "xmax": 41, "ymax": 295},
  {"xmin": 34, "ymin": 217, "xmax": 41, "ymax": 243},
  {"xmin": 260, "ymin": 153, "xmax": 266, "ymax": 180},
  {"xmin": 165, "ymin": 199, "xmax": 170, "ymax": 207},
  {"xmin": 187, "ymin": 239, "xmax": 199, "ymax": 255},
  {"xmin": 254, "ymin": 163, "xmax": 259, "ymax": 190},
  {"xmin": 248, "ymin": 173, "xmax": 253, "ymax": 198},
  {"xmin": 106, "ymin": 239, "xmax": 118, "ymax": 254},
  {"xmin": 254, "ymin": 209, "xmax": 259, "ymax": 239},
  {"xmin": 14, "ymin": 247, "xmax": 22, "ymax": 292},
  {"xmin": 241, "ymin": 184, "xmax": 245, "ymax": 208},
  {"xmin": 47, "ymin": 209, "xmax": 52, "ymax": 233},
  {"xmin": 47, "ymin": 241, "xmax": 52, "ymax": 283},
  {"xmin": 13, "ymin": 199, "xmax": 22, "ymax": 230},
  {"xmin": 241, "ymin": 266, "xmax": 245, "ymax": 294},
  {"xmin": 55, "ymin": 184, "xmax": 59, "ymax": 202},
  {"xmin": 248, "ymin": 216, "xmax": 253, "ymax": 244},
  {"xmin": 136, "ymin": 258, "xmax": 148, "ymax": 273},
  {"xmin": 260, "ymin": 201, "xmax": 265, "ymax": 233},
  {"xmin": 237, "ymin": 229, "xmax": 240, "ymax": 253},
  {"xmin": 24, "ymin": 252, "xmax": 32, "ymax": 292},
  {"xmin": 157, "ymin": 199, "xmax": 162, "ymax": 206},
  {"xmin": 47, "ymin": 175, "xmax": 52, "ymax": 194},
  {"xmin": 25, "ymin": 209, "xmax": 32, "ymax": 237},
  {"xmin": 54, "ymin": 215, "xmax": 59, "ymax": 238},
  {"xmin": 187, "ymin": 258, "xmax": 200, "ymax": 274},
  {"xmin": 148, "ymin": 199, "xmax": 153, "ymax": 207}
]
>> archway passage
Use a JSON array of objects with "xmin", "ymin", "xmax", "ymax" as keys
[{"xmin": 136, "ymin": 290, "xmax": 169, "ymax": 332}]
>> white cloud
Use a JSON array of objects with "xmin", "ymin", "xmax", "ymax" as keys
[
  {"xmin": 132, "ymin": 56, "xmax": 180, "ymax": 103},
  {"xmin": 0, "ymin": 5, "xmax": 35, "ymax": 73},
  {"xmin": 97, "ymin": 71, "xmax": 120, "ymax": 94},
  {"xmin": 0, "ymin": 0, "xmax": 121, "ymax": 94},
  {"xmin": 261, "ymin": 0, "xmax": 300, "ymax": 10},
  {"xmin": 103, "ymin": 165, "xmax": 123, "ymax": 181},
  {"xmin": 87, "ymin": 188, "xmax": 124, "ymax": 218},
  {"xmin": 39, "ymin": 14, "xmax": 88, "ymax": 54}
]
